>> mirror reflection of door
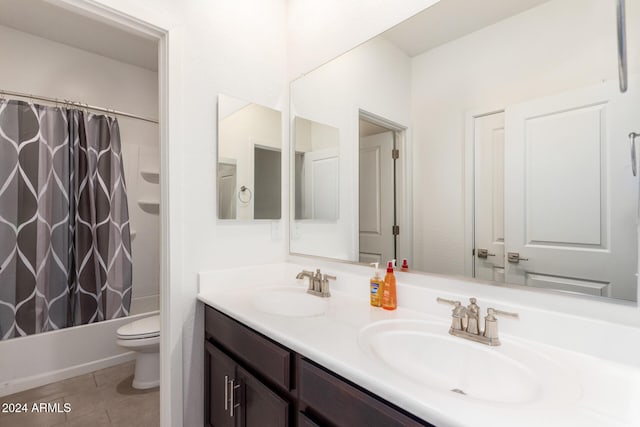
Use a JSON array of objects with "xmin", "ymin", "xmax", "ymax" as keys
[
  {"xmin": 303, "ymin": 148, "xmax": 339, "ymax": 220},
  {"xmin": 359, "ymin": 118, "xmax": 396, "ymax": 264},
  {"xmin": 504, "ymin": 81, "xmax": 638, "ymax": 300},
  {"xmin": 473, "ymin": 112, "xmax": 505, "ymax": 283},
  {"xmin": 472, "ymin": 81, "xmax": 639, "ymax": 300},
  {"xmin": 293, "ymin": 117, "xmax": 340, "ymax": 221},
  {"xmin": 218, "ymin": 160, "xmax": 237, "ymax": 219}
]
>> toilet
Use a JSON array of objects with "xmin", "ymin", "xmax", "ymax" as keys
[{"xmin": 116, "ymin": 314, "xmax": 160, "ymax": 389}]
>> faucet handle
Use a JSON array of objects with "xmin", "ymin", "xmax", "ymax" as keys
[
  {"xmin": 320, "ymin": 274, "xmax": 335, "ymax": 297},
  {"xmin": 486, "ymin": 307, "xmax": 519, "ymax": 320},
  {"xmin": 483, "ymin": 308, "xmax": 519, "ymax": 344},
  {"xmin": 436, "ymin": 297, "xmax": 461, "ymax": 307}
]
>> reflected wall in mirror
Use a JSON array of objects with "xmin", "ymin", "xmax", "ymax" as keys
[
  {"xmin": 217, "ymin": 94, "xmax": 282, "ymax": 220},
  {"xmin": 290, "ymin": 0, "xmax": 640, "ymax": 302}
]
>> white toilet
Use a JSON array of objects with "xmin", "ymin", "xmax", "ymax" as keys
[{"xmin": 116, "ymin": 314, "xmax": 160, "ymax": 389}]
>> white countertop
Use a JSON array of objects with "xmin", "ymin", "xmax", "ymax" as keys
[{"xmin": 198, "ymin": 262, "xmax": 640, "ymax": 427}]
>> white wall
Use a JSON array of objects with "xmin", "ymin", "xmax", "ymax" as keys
[
  {"xmin": 290, "ymin": 36, "xmax": 412, "ymax": 261},
  {"xmin": 0, "ymin": 24, "xmax": 160, "ymax": 312},
  {"xmin": 411, "ymin": 0, "xmax": 640, "ymax": 275}
]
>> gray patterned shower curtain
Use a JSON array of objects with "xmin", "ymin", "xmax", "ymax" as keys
[{"xmin": 0, "ymin": 100, "xmax": 132, "ymax": 340}]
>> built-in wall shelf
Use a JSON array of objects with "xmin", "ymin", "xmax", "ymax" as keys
[
  {"xmin": 140, "ymin": 170, "xmax": 160, "ymax": 184},
  {"xmin": 138, "ymin": 200, "xmax": 160, "ymax": 214}
]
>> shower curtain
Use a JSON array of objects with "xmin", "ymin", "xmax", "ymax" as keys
[{"xmin": 0, "ymin": 100, "xmax": 132, "ymax": 340}]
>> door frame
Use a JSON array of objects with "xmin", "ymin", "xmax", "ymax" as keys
[
  {"xmin": 464, "ymin": 106, "xmax": 505, "ymax": 279},
  {"xmin": 53, "ymin": 1, "xmax": 179, "ymax": 426}
]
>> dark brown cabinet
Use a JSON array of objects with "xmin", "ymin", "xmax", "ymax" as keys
[
  {"xmin": 205, "ymin": 341, "xmax": 236, "ymax": 427},
  {"xmin": 204, "ymin": 305, "xmax": 433, "ymax": 427},
  {"xmin": 205, "ymin": 340, "xmax": 290, "ymax": 427},
  {"xmin": 236, "ymin": 365, "xmax": 290, "ymax": 427},
  {"xmin": 299, "ymin": 359, "xmax": 426, "ymax": 427}
]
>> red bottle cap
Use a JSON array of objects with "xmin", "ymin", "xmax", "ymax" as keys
[
  {"xmin": 387, "ymin": 261, "xmax": 394, "ymax": 272},
  {"xmin": 401, "ymin": 259, "xmax": 409, "ymax": 269}
]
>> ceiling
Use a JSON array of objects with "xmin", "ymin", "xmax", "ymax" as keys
[
  {"xmin": 0, "ymin": 0, "xmax": 551, "ymax": 73},
  {"xmin": 382, "ymin": 0, "xmax": 551, "ymax": 57},
  {"xmin": 0, "ymin": 0, "xmax": 158, "ymax": 71}
]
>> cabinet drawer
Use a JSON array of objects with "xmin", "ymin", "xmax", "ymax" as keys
[
  {"xmin": 297, "ymin": 411, "xmax": 321, "ymax": 427},
  {"xmin": 205, "ymin": 305, "xmax": 292, "ymax": 390},
  {"xmin": 299, "ymin": 359, "xmax": 430, "ymax": 427}
]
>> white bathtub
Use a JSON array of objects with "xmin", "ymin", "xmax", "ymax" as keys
[{"xmin": 0, "ymin": 305, "xmax": 159, "ymax": 397}]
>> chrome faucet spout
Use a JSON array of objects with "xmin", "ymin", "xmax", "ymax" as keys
[{"xmin": 296, "ymin": 270, "xmax": 313, "ymax": 280}]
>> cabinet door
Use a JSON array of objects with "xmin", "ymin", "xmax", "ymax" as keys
[
  {"xmin": 205, "ymin": 342, "xmax": 236, "ymax": 427},
  {"xmin": 236, "ymin": 365, "xmax": 290, "ymax": 427}
]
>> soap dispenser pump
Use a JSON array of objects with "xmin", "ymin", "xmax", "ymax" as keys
[
  {"xmin": 369, "ymin": 263, "xmax": 383, "ymax": 307},
  {"xmin": 381, "ymin": 260, "xmax": 397, "ymax": 310}
]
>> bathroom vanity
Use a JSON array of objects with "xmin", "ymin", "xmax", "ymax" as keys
[
  {"xmin": 198, "ymin": 262, "xmax": 640, "ymax": 427},
  {"xmin": 204, "ymin": 305, "xmax": 429, "ymax": 427}
]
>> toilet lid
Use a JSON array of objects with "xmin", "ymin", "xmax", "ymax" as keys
[{"xmin": 117, "ymin": 315, "xmax": 160, "ymax": 340}]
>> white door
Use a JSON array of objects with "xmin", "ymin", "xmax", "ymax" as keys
[
  {"xmin": 218, "ymin": 162, "xmax": 237, "ymax": 219},
  {"xmin": 474, "ymin": 112, "xmax": 506, "ymax": 282},
  {"xmin": 359, "ymin": 131, "xmax": 394, "ymax": 264},
  {"xmin": 504, "ymin": 80, "xmax": 638, "ymax": 300},
  {"xmin": 303, "ymin": 148, "xmax": 339, "ymax": 220}
]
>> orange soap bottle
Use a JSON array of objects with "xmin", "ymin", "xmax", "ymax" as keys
[{"xmin": 381, "ymin": 260, "xmax": 397, "ymax": 310}]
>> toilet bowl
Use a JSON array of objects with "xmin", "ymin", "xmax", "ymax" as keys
[{"xmin": 116, "ymin": 314, "xmax": 160, "ymax": 389}]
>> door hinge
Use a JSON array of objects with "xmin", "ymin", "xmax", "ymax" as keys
[
  {"xmin": 472, "ymin": 249, "xmax": 475, "ymax": 256},
  {"xmin": 392, "ymin": 148, "xmax": 399, "ymax": 160},
  {"xmin": 392, "ymin": 225, "xmax": 400, "ymax": 235}
]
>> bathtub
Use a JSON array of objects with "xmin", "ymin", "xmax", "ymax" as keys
[{"xmin": 0, "ymin": 301, "xmax": 159, "ymax": 397}]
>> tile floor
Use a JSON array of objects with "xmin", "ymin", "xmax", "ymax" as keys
[{"xmin": 0, "ymin": 361, "xmax": 159, "ymax": 427}]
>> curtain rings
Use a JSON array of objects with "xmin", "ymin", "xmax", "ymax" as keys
[{"xmin": 238, "ymin": 186, "xmax": 252, "ymax": 204}]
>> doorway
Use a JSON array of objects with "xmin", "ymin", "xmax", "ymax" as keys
[
  {"xmin": 358, "ymin": 112, "xmax": 403, "ymax": 265},
  {"xmin": 253, "ymin": 146, "xmax": 282, "ymax": 219}
]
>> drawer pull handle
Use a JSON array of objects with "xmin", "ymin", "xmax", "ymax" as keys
[
  {"xmin": 224, "ymin": 375, "xmax": 229, "ymax": 412},
  {"xmin": 229, "ymin": 379, "xmax": 241, "ymax": 417}
]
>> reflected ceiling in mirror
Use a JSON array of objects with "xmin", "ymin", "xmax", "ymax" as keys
[
  {"xmin": 217, "ymin": 94, "xmax": 282, "ymax": 220},
  {"xmin": 289, "ymin": 0, "xmax": 639, "ymax": 302}
]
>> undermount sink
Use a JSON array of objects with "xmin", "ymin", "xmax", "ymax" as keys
[
  {"xmin": 252, "ymin": 286, "xmax": 328, "ymax": 317},
  {"xmin": 358, "ymin": 319, "xmax": 581, "ymax": 407}
]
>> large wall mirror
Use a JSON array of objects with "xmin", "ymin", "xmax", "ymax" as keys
[
  {"xmin": 218, "ymin": 94, "xmax": 282, "ymax": 220},
  {"xmin": 290, "ymin": 0, "xmax": 640, "ymax": 302}
]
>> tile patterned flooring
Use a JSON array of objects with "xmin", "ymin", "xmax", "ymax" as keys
[{"xmin": 0, "ymin": 361, "xmax": 159, "ymax": 427}]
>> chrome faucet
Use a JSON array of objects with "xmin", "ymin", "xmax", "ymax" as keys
[
  {"xmin": 296, "ymin": 269, "xmax": 335, "ymax": 298},
  {"xmin": 436, "ymin": 297, "xmax": 518, "ymax": 346}
]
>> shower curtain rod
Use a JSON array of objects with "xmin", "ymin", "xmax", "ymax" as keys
[{"xmin": 0, "ymin": 89, "xmax": 159, "ymax": 124}]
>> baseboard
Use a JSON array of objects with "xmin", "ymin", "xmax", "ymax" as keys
[{"xmin": 0, "ymin": 352, "xmax": 136, "ymax": 397}]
